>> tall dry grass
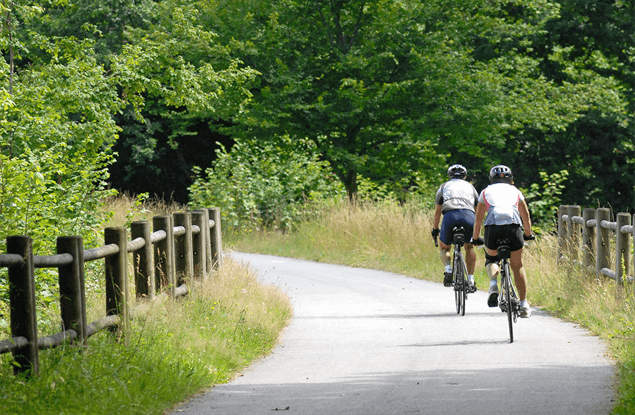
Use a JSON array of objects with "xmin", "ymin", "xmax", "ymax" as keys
[{"xmin": 228, "ymin": 197, "xmax": 489, "ymax": 287}]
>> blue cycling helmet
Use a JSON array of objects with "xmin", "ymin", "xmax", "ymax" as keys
[
  {"xmin": 447, "ymin": 164, "xmax": 467, "ymax": 179},
  {"xmin": 489, "ymin": 165, "xmax": 513, "ymax": 184}
]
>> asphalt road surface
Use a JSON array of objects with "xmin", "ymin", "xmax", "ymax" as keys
[{"xmin": 172, "ymin": 252, "xmax": 615, "ymax": 415}]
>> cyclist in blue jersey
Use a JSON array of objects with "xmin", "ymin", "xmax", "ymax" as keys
[
  {"xmin": 470, "ymin": 165, "xmax": 535, "ymax": 318},
  {"xmin": 431, "ymin": 164, "xmax": 479, "ymax": 292}
]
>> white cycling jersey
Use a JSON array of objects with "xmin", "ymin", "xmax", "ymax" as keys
[{"xmin": 479, "ymin": 183, "xmax": 525, "ymax": 226}]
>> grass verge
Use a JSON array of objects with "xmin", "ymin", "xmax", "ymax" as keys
[
  {"xmin": 0, "ymin": 257, "xmax": 291, "ymax": 415},
  {"xmin": 227, "ymin": 199, "xmax": 634, "ymax": 414}
]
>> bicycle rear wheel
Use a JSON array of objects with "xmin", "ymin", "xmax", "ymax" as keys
[
  {"xmin": 503, "ymin": 262, "xmax": 514, "ymax": 343},
  {"xmin": 453, "ymin": 251, "xmax": 465, "ymax": 316}
]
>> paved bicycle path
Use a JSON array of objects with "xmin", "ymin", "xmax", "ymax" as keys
[{"xmin": 173, "ymin": 252, "xmax": 615, "ymax": 415}]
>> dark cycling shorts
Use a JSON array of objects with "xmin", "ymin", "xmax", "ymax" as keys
[
  {"xmin": 440, "ymin": 209, "xmax": 475, "ymax": 246},
  {"xmin": 484, "ymin": 224, "xmax": 524, "ymax": 252}
]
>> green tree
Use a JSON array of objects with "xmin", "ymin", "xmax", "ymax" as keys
[
  {"xmin": 509, "ymin": 0, "xmax": 635, "ymax": 211},
  {"xmin": 1, "ymin": 0, "xmax": 123, "ymax": 306},
  {"xmin": 202, "ymin": 0, "xmax": 626, "ymax": 201}
]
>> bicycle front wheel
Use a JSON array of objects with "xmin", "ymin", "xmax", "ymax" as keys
[{"xmin": 503, "ymin": 262, "xmax": 514, "ymax": 343}]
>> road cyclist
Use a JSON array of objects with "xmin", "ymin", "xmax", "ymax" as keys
[
  {"xmin": 431, "ymin": 164, "xmax": 479, "ymax": 293},
  {"xmin": 470, "ymin": 165, "xmax": 535, "ymax": 320}
]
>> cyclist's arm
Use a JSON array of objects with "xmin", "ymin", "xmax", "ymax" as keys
[
  {"xmin": 472, "ymin": 201, "xmax": 486, "ymax": 239},
  {"xmin": 433, "ymin": 204, "xmax": 442, "ymax": 229},
  {"xmin": 518, "ymin": 199, "xmax": 532, "ymax": 237}
]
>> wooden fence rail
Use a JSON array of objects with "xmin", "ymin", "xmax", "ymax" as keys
[
  {"xmin": 558, "ymin": 205, "xmax": 634, "ymax": 284},
  {"xmin": 0, "ymin": 207, "xmax": 223, "ymax": 376}
]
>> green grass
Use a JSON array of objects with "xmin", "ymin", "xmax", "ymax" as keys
[
  {"xmin": 0, "ymin": 258, "xmax": 292, "ymax": 415},
  {"xmin": 227, "ymin": 199, "xmax": 635, "ymax": 414}
]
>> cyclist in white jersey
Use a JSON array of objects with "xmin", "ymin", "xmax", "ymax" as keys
[
  {"xmin": 470, "ymin": 165, "xmax": 535, "ymax": 318},
  {"xmin": 431, "ymin": 164, "xmax": 479, "ymax": 291}
]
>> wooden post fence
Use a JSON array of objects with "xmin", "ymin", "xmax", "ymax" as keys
[
  {"xmin": 0, "ymin": 208, "xmax": 222, "ymax": 376},
  {"xmin": 558, "ymin": 205, "xmax": 634, "ymax": 286}
]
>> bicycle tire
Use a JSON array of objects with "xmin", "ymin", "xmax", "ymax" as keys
[
  {"xmin": 460, "ymin": 275, "xmax": 466, "ymax": 316},
  {"xmin": 453, "ymin": 250, "xmax": 466, "ymax": 316},
  {"xmin": 459, "ymin": 253, "xmax": 466, "ymax": 316},
  {"xmin": 503, "ymin": 261, "xmax": 514, "ymax": 343},
  {"xmin": 453, "ymin": 251, "xmax": 462, "ymax": 315}
]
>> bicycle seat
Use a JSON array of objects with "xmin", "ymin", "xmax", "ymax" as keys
[
  {"xmin": 453, "ymin": 226, "xmax": 465, "ymax": 245},
  {"xmin": 496, "ymin": 239, "xmax": 511, "ymax": 259}
]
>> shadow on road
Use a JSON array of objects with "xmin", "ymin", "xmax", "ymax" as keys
[{"xmin": 175, "ymin": 364, "xmax": 615, "ymax": 415}]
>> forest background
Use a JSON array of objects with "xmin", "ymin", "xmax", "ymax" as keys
[{"xmin": 0, "ymin": 0, "xmax": 634, "ymax": 325}]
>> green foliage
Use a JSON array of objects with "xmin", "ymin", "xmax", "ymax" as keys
[
  {"xmin": 200, "ymin": 0, "xmax": 628, "ymax": 201},
  {"xmin": 188, "ymin": 137, "xmax": 344, "ymax": 232},
  {"xmin": 1, "ymin": 0, "xmax": 122, "ymax": 305},
  {"xmin": 520, "ymin": 169, "xmax": 568, "ymax": 232},
  {"xmin": 614, "ymin": 359, "xmax": 635, "ymax": 415}
]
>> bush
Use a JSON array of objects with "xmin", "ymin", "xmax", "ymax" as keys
[{"xmin": 188, "ymin": 136, "xmax": 344, "ymax": 232}]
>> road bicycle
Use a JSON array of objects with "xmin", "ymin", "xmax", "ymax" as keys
[
  {"xmin": 471, "ymin": 233, "xmax": 534, "ymax": 343},
  {"xmin": 451, "ymin": 227, "xmax": 471, "ymax": 316},
  {"xmin": 496, "ymin": 234, "xmax": 535, "ymax": 343},
  {"xmin": 434, "ymin": 227, "xmax": 472, "ymax": 316},
  {"xmin": 495, "ymin": 239, "xmax": 519, "ymax": 343}
]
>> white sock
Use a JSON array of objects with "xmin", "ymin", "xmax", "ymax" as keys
[
  {"xmin": 468, "ymin": 275, "xmax": 474, "ymax": 283},
  {"xmin": 490, "ymin": 280, "xmax": 497, "ymax": 287},
  {"xmin": 444, "ymin": 265, "xmax": 452, "ymax": 273},
  {"xmin": 521, "ymin": 300, "xmax": 530, "ymax": 307}
]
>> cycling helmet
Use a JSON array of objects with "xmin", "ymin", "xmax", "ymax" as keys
[
  {"xmin": 447, "ymin": 164, "xmax": 467, "ymax": 179},
  {"xmin": 489, "ymin": 165, "xmax": 513, "ymax": 184}
]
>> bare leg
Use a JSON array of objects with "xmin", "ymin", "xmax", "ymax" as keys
[
  {"xmin": 439, "ymin": 242, "xmax": 451, "ymax": 269},
  {"xmin": 465, "ymin": 243, "xmax": 476, "ymax": 275},
  {"xmin": 510, "ymin": 249, "xmax": 527, "ymax": 301}
]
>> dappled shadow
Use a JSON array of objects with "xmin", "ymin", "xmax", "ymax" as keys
[{"xmin": 173, "ymin": 364, "xmax": 615, "ymax": 415}]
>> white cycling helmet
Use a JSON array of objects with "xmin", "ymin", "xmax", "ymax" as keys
[{"xmin": 447, "ymin": 164, "xmax": 467, "ymax": 179}]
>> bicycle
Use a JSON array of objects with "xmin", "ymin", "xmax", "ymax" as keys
[
  {"xmin": 495, "ymin": 239, "xmax": 519, "ymax": 343},
  {"xmin": 434, "ymin": 227, "xmax": 472, "ymax": 316},
  {"xmin": 471, "ymin": 233, "xmax": 534, "ymax": 343}
]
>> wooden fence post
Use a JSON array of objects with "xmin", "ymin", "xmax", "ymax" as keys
[
  {"xmin": 191, "ymin": 210, "xmax": 208, "ymax": 279},
  {"xmin": 208, "ymin": 207, "xmax": 223, "ymax": 268},
  {"xmin": 582, "ymin": 208, "xmax": 596, "ymax": 271},
  {"xmin": 557, "ymin": 205, "xmax": 567, "ymax": 262},
  {"xmin": 174, "ymin": 212, "xmax": 194, "ymax": 291},
  {"xmin": 57, "ymin": 236, "xmax": 86, "ymax": 342},
  {"xmin": 105, "ymin": 227, "xmax": 129, "ymax": 327},
  {"xmin": 153, "ymin": 215, "xmax": 175, "ymax": 298},
  {"xmin": 615, "ymin": 213, "xmax": 631, "ymax": 284},
  {"xmin": 7, "ymin": 236, "xmax": 39, "ymax": 376},
  {"xmin": 131, "ymin": 221, "xmax": 154, "ymax": 298},
  {"xmin": 567, "ymin": 205, "xmax": 581, "ymax": 263},
  {"xmin": 595, "ymin": 208, "xmax": 611, "ymax": 278}
]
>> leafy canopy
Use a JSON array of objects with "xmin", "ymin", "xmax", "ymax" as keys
[{"xmin": 203, "ymin": 0, "xmax": 625, "ymax": 199}]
